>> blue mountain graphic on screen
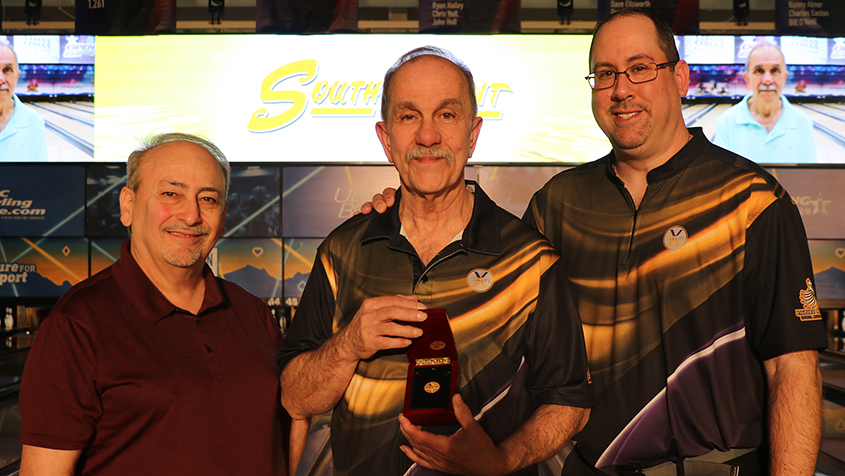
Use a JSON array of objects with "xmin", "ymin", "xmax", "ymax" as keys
[
  {"xmin": 0, "ymin": 272, "xmax": 72, "ymax": 297},
  {"xmin": 815, "ymin": 267, "xmax": 845, "ymax": 301},
  {"xmin": 284, "ymin": 272, "xmax": 310, "ymax": 300},
  {"xmin": 224, "ymin": 265, "xmax": 281, "ymax": 299}
]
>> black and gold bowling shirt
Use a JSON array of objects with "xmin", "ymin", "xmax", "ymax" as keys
[
  {"xmin": 279, "ymin": 182, "xmax": 593, "ymax": 476},
  {"xmin": 524, "ymin": 128, "xmax": 828, "ymax": 468}
]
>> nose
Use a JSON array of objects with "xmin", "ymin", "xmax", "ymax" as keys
[
  {"xmin": 177, "ymin": 198, "xmax": 202, "ymax": 226},
  {"xmin": 610, "ymin": 72, "xmax": 635, "ymax": 101},
  {"xmin": 415, "ymin": 116, "xmax": 441, "ymax": 148}
]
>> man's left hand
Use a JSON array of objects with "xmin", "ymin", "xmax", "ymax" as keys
[{"xmin": 399, "ymin": 394, "xmax": 512, "ymax": 476}]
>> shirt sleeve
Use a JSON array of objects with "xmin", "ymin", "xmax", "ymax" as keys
[
  {"xmin": 19, "ymin": 312, "xmax": 101, "ymax": 450},
  {"xmin": 742, "ymin": 194, "xmax": 828, "ymax": 361},
  {"xmin": 523, "ymin": 258, "xmax": 594, "ymax": 409},
  {"xmin": 712, "ymin": 113, "xmax": 732, "ymax": 150},
  {"xmin": 277, "ymin": 244, "xmax": 337, "ymax": 372}
]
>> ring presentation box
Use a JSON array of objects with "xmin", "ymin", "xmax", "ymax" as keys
[{"xmin": 403, "ymin": 308, "xmax": 459, "ymax": 426}]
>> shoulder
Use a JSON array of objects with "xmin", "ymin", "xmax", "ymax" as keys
[
  {"xmin": 787, "ymin": 100, "xmax": 814, "ymax": 126},
  {"xmin": 696, "ymin": 140, "xmax": 787, "ymax": 202},
  {"xmin": 14, "ymin": 97, "xmax": 45, "ymax": 125},
  {"xmin": 216, "ymin": 277, "xmax": 270, "ymax": 309},
  {"xmin": 320, "ymin": 212, "xmax": 381, "ymax": 254},
  {"xmin": 718, "ymin": 101, "xmax": 742, "ymax": 120},
  {"xmin": 536, "ymin": 157, "xmax": 607, "ymax": 195},
  {"xmin": 44, "ymin": 266, "xmax": 118, "ymax": 330}
]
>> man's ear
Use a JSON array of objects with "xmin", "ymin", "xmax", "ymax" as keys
[
  {"xmin": 467, "ymin": 117, "xmax": 483, "ymax": 158},
  {"xmin": 119, "ymin": 186, "xmax": 134, "ymax": 228},
  {"xmin": 375, "ymin": 121, "xmax": 394, "ymax": 164},
  {"xmin": 675, "ymin": 60, "xmax": 690, "ymax": 97},
  {"xmin": 742, "ymin": 71, "xmax": 752, "ymax": 91},
  {"xmin": 220, "ymin": 203, "xmax": 228, "ymax": 235}
]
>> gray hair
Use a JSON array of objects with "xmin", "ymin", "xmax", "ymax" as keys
[
  {"xmin": 380, "ymin": 46, "xmax": 478, "ymax": 123},
  {"xmin": 744, "ymin": 42, "xmax": 785, "ymax": 72},
  {"xmin": 126, "ymin": 132, "xmax": 231, "ymax": 202}
]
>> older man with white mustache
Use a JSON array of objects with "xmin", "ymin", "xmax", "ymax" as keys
[
  {"xmin": 278, "ymin": 46, "xmax": 592, "ymax": 476},
  {"xmin": 0, "ymin": 42, "xmax": 48, "ymax": 162},
  {"xmin": 714, "ymin": 42, "xmax": 817, "ymax": 163}
]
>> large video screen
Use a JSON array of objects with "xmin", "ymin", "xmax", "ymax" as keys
[
  {"xmin": 680, "ymin": 35, "xmax": 845, "ymax": 164},
  {"xmin": 5, "ymin": 34, "xmax": 845, "ymax": 164},
  {"xmin": 93, "ymin": 35, "xmax": 604, "ymax": 164},
  {"xmin": 2, "ymin": 35, "xmax": 95, "ymax": 163}
]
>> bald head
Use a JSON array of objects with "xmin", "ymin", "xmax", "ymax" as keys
[
  {"xmin": 744, "ymin": 43, "xmax": 785, "ymax": 73},
  {"xmin": 0, "ymin": 43, "xmax": 18, "ymax": 68}
]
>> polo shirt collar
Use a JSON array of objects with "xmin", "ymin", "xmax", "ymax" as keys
[
  {"xmin": 361, "ymin": 180, "xmax": 502, "ymax": 256},
  {"xmin": 113, "ymin": 239, "xmax": 225, "ymax": 323},
  {"xmin": 646, "ymin": 127, "xmax": 707, "ymax": 184},
  {"xmin": 604, "ymin": 127, "xmax": 707, "ymax": 186}
]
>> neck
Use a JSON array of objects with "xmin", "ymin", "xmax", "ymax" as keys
[
  {"xmin": 398, "ymin": 183, "xmax": 474, "ymax": 266},
  {"xmin": 613, "ymin": 129, "xmax": 692, "ymax": 208},
  {"xmin": 131, "ymin": 245, "xmax": 207, "ymax": 315},
  {"xmin": 0, "ymin": 96, "xmax": 14, "ymax": 120},
  {"xmin": 748, "ymin": 95, "xmax": 782, "ymax": 119}
]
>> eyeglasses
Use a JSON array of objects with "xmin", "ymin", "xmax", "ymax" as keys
[{"xmin": 585, "ymin": 62, "xmax": 679, "ymax": 90}]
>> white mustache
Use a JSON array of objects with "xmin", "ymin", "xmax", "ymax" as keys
[
  {"xmin": 405, "ymin": 146, "xmax": 454, "ymax": 164},
  {"xmin": 758, "ymin": 84, "xmax": 778, "ymax": 92}
]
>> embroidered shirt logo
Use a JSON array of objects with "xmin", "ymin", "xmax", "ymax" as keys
[
  {"xmin": 467, "ymin": 269, "xmax": 493, "ymax": 293},
  {"xmin": 663, "ymin": 226, "xmax": 688, "ymax": 250},
  {"xmin": 795, "ymin": 278, "xmax": 823, "ymax": 321}
]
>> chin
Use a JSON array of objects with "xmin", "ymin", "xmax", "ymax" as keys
[{"xmin": 161, "ymin": 247, "xmax": 205, "ymax": 268}]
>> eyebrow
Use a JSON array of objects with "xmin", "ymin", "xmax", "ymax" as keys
[
  {"xmin": 162, "ymin": 180, "xmax": 222, "ymax": 196},
  {"xmin": 393, "ymin": 98, "xmax": 464, "ymax": 113},
  {"xmin": 593, "ymin": 53, "xmax": 656, "ymax": 70}
]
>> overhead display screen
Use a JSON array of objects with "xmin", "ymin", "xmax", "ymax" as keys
[
  {"xmin": 94, "ymin": 34, "xmax": 607, "ymax": 164},
  {"xmin": 5, "ymin": 34, "xmax": 845, "ymax": 164}
]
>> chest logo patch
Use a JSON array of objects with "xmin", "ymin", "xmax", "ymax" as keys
[
  {"xmin": 467, "ymin": 269, "xmax": 493, "ymax": 293},
  {"xmin": 795, "ymin": 278, "xmax": 822, "ymax": 321},
  {"xmin": 663, "ymin": 226, "xmax": 688, "ymax": 250}
]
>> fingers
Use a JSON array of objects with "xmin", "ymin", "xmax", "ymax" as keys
[
  {"xmin": 382, "ymin": 187, "xmax": 397, "ymax": 209},
  {"xmin": 399, "ymin": 414, "xmax": 448, "ymax": 462},
  {"xmin": 452, "ymin": 393, "xmax": 476, "ymax": 429},
  {"xmin": 344, "ymin": 296, "xmax": 428, "ymax": 360},
  {"xmin": 358, "ymin": 197, "xmax": 378, "ymax": 215},
  {"xmin": 359, "ymin": 295, "xmax": 427, "ymax": 321},
  {"xmin": 359, "ymin": 188, "xmax": 397, "ymax": 214}
]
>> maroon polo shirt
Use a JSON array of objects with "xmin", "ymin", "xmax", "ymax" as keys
[{"xmin": 20, "ymin": 240, "xmax": 283, "ymax": 475}]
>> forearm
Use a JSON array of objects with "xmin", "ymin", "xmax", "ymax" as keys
[
  {"xmin": 288, "ymin": 417, "xmax": 312, "ymax": 476},
  {"xmin": 765, "ymin": 350, "xmax": 822, "ymax": 476},
  {"xmin": 20, "ymin": 445, "xmax": 81, "ymax": 476},
  {"xmin": 497, "ymin": 404, "xmax": 590, "ymax": 473},
  {"xmin": 280, "ymin": 335, "xmax": 359, "ymax": 419}
]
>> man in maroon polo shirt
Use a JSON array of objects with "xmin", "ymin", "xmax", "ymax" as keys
[{"xmin": 19, "ymin": 133, "xmax": 287, "ymax": 475}]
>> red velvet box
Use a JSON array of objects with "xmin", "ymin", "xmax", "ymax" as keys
[{"xmin": 403, "ymin": 308, "xmax": 460, "ymax": 426}]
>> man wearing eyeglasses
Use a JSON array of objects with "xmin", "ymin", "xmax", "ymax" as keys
[
  {"xmin": 713, "ymin": 42, "xmax": 817, "ymax": 163},
  {"xmin": 526, "ymin": 9, "xmax": 827, "ymax": 476},
  {"xmin": 362, "ymin": 9, "xmax": 827, "ymax": 476}
]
